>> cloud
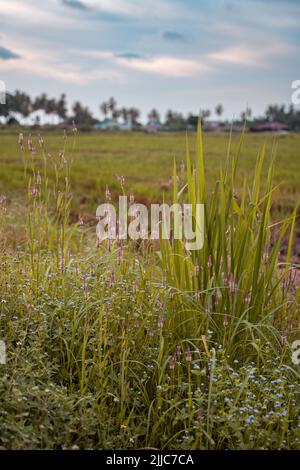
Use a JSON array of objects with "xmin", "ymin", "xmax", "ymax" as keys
[
  {"xmin": 163, "ymin": 31, "xmax": 186, "ymax": 42},
  {"xmin": 115, "ymin": 55, "xmax": 209, "ymax": 77},
  {"xmin": 115, "ymin": 52, "xmax": 144, "ymax": 59},
  {"xmin": 65, "ymin": 0, "xmax": 184, "ymax": 20},
  {"xmin": 1, "ymin": 58, "xmax": 122, "ymax": 83},
  {"xmin": 61, "ymin": 0, "xmax": 89, "ymax": 11},
  {"xmin": 79, "ymin": 48, "xmax": 210, "ymax": 77},
  {"xmin": 224, "ymin": 0, "xmax": 300, "ymax": 29},
  {"xmin": 208, "ymin": 42, "xmax": 297, "ymax": 67},
  {"xmin": 0, "ymin": 0, "xmax": 82, "ymax": 28},
  {"xmin": 0, "ymin": 46, "xmax": 20, "ymax": 60},
  {"xmin": 0, "ymin": 43, "xmax": 122, "ymax": 84}
]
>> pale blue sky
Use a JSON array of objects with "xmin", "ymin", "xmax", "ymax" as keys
[{"xmin": 0, "ymin": 0, "xmax": 299, "ymax": 120}]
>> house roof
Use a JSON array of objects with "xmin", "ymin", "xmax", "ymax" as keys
[{"xmin": 250, "ymin": 121, "xmax": 289, "ymax": 132}]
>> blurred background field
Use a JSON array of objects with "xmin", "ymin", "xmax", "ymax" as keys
[
  {"xmin": 0, "ymin": 130, "xmax": 299, "ymax": 210},
  {"xmin": 1, "ymin": 130, "xmax": 299, "ymax": 258}
]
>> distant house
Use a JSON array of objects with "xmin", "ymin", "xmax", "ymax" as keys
[
  {"xmin": 93, "ymin": 118, "xmax": 135, "ymax": 131},
  {"xmin": 203, "ymin": 120, "xmax": 225, "ymax": 132},
  {"xmin": 119, "ymin": 118, "xmax": 134, "ymax": 131},
  {"xmin": 250, "ymin": 121, "xmax": 289, "ymax": 133},
  {"xmin": 144, "ymin": 119, "xmax": 163, "ymax": 133},
  {"xmin": 93, "ymin": 118, "xmax": 120, "ymax": 131}
]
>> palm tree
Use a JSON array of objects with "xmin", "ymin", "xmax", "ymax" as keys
[
  {"xmin": 33, "ymin": 93, "xmax": 48, "ymax": 112},
  {"xmin": 13, "ymin": 90, "xmax": 31, "ymax": 118},
  {"xmin": 165, "ymin": 109, "xmax": 174, "ymax": 125},
  {"xmin": 215, "ymin": 104, "xmax": 224, "ymax": 118},
  {"xmin": 112, "ymin": 109, "xmax": 121, "ymax": 122},
  {"xmin": 100, "ymin": 101, "xmax": 109, "ymax": 119},
  {"xmin": 56, "ymin": 93, "xmax": 67, "ymax": 120},
  {"xmin": 201, "ymin": 109, "xmax": 211, "ymax": 120},
  {"xmin": 107, "ymin": 97, "xmax": 117, "ymax": 118},
  {"xmin": 128, "ymin": 107, "xmax": 140, "ymax": 123},
  {"xmin": 147, "ymin": 108, "xmax": 160, "ymax": 123},
  {"xmin": 72, "ymin": 101, "xmax": 94, "ymax": 125},
  {"xmin": 120, "ymin": 107, "xmax": 129, "ymax": 123}
]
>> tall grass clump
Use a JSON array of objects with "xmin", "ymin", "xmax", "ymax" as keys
[
  {"xmin": 160, "ymin": 120, "xmax": 299, "ymax": 360},
  {"xmin": 0, "ymin": 125, "xmax": 299, "ymax": 450}
]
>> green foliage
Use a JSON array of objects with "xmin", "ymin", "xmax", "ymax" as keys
[{"xmin": 0, "ymin": 128, "xmax": 299, "ymax": 449}]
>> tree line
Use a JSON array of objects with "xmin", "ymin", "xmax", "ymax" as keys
[{"xmin": 1, "ymin": 90, "xmax": 300, "ymax": 130}]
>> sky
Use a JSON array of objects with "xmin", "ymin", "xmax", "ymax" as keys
[{"xmin": 0, "ymin": 0, "xmax": 299, "ymax": 121}]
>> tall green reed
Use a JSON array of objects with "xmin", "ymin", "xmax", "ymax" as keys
[{"xmin": 159, "ymin": 119, "xmax": 299, "ymax": 357}]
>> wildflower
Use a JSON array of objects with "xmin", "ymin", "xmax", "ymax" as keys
[
  {"xmin": 18, "ymin": 133, "xmax": 24, "ymax": 150},
  {"xmin": 59, "ymin": 150, "xmax": 66, "ymax": 164},
  {"xmin": 36, "ymin": 171, "xmax": 42, "ymax": 186},
  {"xmin": 281, "ymin": 329, "xmax": 287, "ymax": 345},
  {"xmin": 105, "ymin": 185, "xmax": 111, "ymax": 201},
  {"xmin": 130, "ymin": 194, "xmax": 134, "ymax": 204},
  {"xmin": 59, "ymin": 252, "xmax": 65, "ymax": 274},
  {"xmin": 28, "ymin": 133, "xmax": 36, "ymax": 154},
  {"xmin": 157, "ymin": 298, "xmax": 163, "ymax": 309},
  {"xmin": 205, "ymin": 303, "xmax": 209, "ymax": 316},
  {"xmin": 78, "ymin": 215, "xmax": 84, "ymax": 226},
  {"xmin": 195, "ymin": 288, "xmax": 200, "ymax": 303},
  {"xmin": 169, "ymin": 352, "xmax": 176, "ymax": 370},
  {"xmin": 117, "ymin": 175, "xmax": 125, "ymax": 188},
  {"xmin": 110, "ymin": 271, "xmax": 115, "ymax": 288},
  {"xmin": 195, "ymin": 257, "xmax": 199, "ymax": 276},
  {"xmin": 208, "ymin": 255, "xmax": 212, "ymax": 269},
  {"xmin": 28, "ymin": 133, "xmax": 32, "ymax": 151},
  {"xmin": 186, "ymin": 345, "xmax": 192, "ymax": 363},
  {"xmin": 229, "ymin": 272, "xmax": 236, "ymax": 293},
  {"xmin": 223, "ymin": 313, "xmax": 228, "ymax": 327},
  {"xmin": 38, "ymin": 134, "xmax": 44, "ymax": 149},
  {"xmin": 157, "ymin": 315, "xmax": 164, "ymax": 329},
  {"xmin": 177, "ymin": 344, "xmax": 182, "ymax": 356},
  {"xmin": 245, "ymin": 415, "xmax": 255, "ymax": 425},
  {"xmin": 180, "ymin": 160, "xmax": 185, "ymax": 175},
  {"xmin": 31, "ymin": 185, "xmax": 38, "ymax": 197},
  {"xmin": 244, "ymin": 292, "xmax": 251, "ymax": 304},
  {"xmin": 133, "ymin": 278, "xmax": 138, "ymax": 294},
  {"xmin": 63, "ymin": 129, "xmax": 67, "ymax": 140},
  {"xmin": 74, "ymin": 263, "xmax": 79, "ymax": 276},
  {"xmin": 72, "ymin": 120, "xmax": 77, "ymax": 133},
  {"xmin": 90, "ymin": 263, "xmax": 95, "ymax": 276},
  {"xmin": 82, "ymin": 276, "xmax": 88, "ymax": 300}
]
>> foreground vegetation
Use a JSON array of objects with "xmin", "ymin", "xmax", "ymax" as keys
[{"xmin": 0, "ymin": 127, "xmax": 299, "ymax": 449}]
